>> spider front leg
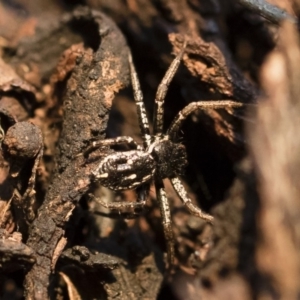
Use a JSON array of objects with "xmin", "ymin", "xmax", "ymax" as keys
[
  {"xmin": 155, "ymin": 179, "xmax": 175, "ymax": 266},
  {"xmin": 153, "ymin": 41, "xmax": 186, "ymax": 136},
  {"xmin": 171, "ymin": 177, "xmax": 213, "ymax": 223},
  {"xmin": 83, "ymin": 136, "xmax": 142, "ymax": 156},
  {"xmin": 167, "ymin": 100, "xmax": 244, "ymax": 140},
  {"xmin": 128, "ymin": 52, "xmax": 152, "ymax": 148}
]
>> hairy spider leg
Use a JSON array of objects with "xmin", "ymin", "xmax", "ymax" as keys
[
  {"xmin": 90, "ymin": 193, "xmax": 147, "ymax": 211},
  {"xmin": 153, "ymin": 41, "xmax": 187, "ymax": 137},
  {"xmin": 165, "ymin": 100, "xmax": 244, "ymax": 222},
  {"xmin": 155, "ymin": 179, "xmax": 175, "ymax": 266},
  {"xmin": 167, "ymin": 100, "xmax": 244, "ymax": 141},
  {"xmin": 171, "ymin": 177, "xmax": 213, "ymax": 222},
  {"xmin": 84, "ymin": 136, "xmax": 142, "ymax": 156},
  {"xmin": 128, "ymin": 52, "xmax": 152, "ymax": 148}
]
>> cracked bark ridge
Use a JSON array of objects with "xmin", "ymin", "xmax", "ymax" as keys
[
  {"xmin": 24, "ymin": 7, "xmax": 130, "ymax": 299},
  {"xmin": 59, "ymin": 245, "xmax": 119, "ymax": 271}
]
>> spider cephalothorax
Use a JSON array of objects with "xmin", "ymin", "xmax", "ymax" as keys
[
  {"xmin": 148, "ymin": 138, "xmax": 187, "ymax": 179},
  {"xmin": 90, "ymin": 41, "xmax": 243, "ymax": 266}
]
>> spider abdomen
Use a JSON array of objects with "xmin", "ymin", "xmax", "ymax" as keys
[{"xmin": 93, "ymin": 150, "xmax": 155, "ymax": 190}]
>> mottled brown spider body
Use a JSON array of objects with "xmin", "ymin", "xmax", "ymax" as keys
[
  {"xmin": 92, "ymin": 136, "xmax": 187, "ymax": 191},
  {"xmin": 90, "ymin": 42, "xmax": 244, "ymax": 266},
  {"xmin": 93, "ymin": 150, "xmax": 155, "ymax": 190}
]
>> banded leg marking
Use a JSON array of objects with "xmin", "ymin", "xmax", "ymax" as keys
[
  {"xmin": 155, "ymin": 179, "xmax": 175, "ymax": 266},
  {"xmin": 167, "ymin": 100, "xmax": 244, "ymax": 140},
  {"xmin": 84, "ymin": 136, "xmax": 142, "ymax": 156},
  {"xmin": 90, "ymin": 194, "xmax": 147, "ymax": 211},
  {"xmin": 153, "ymin": 41, "xmax": 187, "ymax": 136},
  {"xmin": 128, "ymin": 52, "xmax": 152, "ymax": 147},
  {"xmin": 171, "ymin": 177, "xmax": 214, "ymax": 223}
]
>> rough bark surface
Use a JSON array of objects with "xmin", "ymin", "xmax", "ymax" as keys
[{"xmin": 0, "ymin": 1, "xmax": 299, "ymax": 300}]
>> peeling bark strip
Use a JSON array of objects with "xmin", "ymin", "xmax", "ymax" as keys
[
  {"xmin": 24, "ymin": 7, "xmax": 130, "ymax": 299},
  {"xmin": 169, "ymin": 33, "xmax": 258, "ymax": 103}
]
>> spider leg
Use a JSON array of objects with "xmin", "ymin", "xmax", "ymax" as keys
[
  {"xmin": 83, "ymin": 136, "xmax": 142, "ymax": 156},
  {"xmin": 155, "ymin": 179, "xmax": 175, "ymax": 266},
  {"xmin": 91, "ymin": 194, "xmax": 146, "ymax": 210},
  {"xmin": 128, "ymin": 52, "xmax": 152, "ymax": 148},
  {"xmin": 90, "ymin": 183, "xmax": 149, "ymax": 212},
  {"xmin": 153, "ymin": 41, "xmax": 186, "ymax": 136},
  {"xmin": 171, "ymin": 177, "xmax": 214, "ymax": 223},
  {"xmin": 167, "ymin": 100, "xmax": 244, "ymax": 140}
]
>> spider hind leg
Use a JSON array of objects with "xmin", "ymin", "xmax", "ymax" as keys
[
  {"xmin": 90, "ymin": 183, "xmax": 149, "ymax": 217},
  {"xmin": 171, "ymin": 177, "xmax": 213, "ymax": 223},
  {"xmin": 83, "ymin": 136, "xmax": 142, "ymax": 157},
  {"xmin": 155, "ymin": 179, "xmax": 175, "ymax": 267}
]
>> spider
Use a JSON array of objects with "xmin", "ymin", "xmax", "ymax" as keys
[{"xmin": 89, "ymin": 41, "xmax": 243, "ymax": 266}]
